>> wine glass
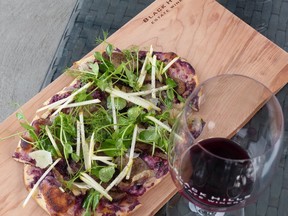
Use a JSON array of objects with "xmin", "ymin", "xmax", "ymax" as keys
[{"xmin": 167, "ymin": 74, "xmax": 284, "ymax": 216}]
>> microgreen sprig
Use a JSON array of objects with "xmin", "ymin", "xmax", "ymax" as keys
[{"xmin": 17, "ymin": 43, "xmax": 184, "ymax": 214}]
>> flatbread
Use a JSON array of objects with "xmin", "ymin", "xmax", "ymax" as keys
[{"xmin": 13, "ymin": 47, "xmax": 199, "ymax": 216}]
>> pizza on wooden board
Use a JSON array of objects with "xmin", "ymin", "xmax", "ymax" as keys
[{"xmin": 13, "ymin": 45, "xmax": 202, "ymax": 216}]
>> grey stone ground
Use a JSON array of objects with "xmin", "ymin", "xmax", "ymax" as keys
[
  {"xmin": 41, "ymin": 0, "xmax": 155, "ymax": 88},
  {"xmin": 0, "ymin": 0, "xmax": 76, "ymax": 122},
  {"xmin": 0, "ymin": 0, "xmax": 287, "ymax": 215},
  {"xmin": 219, "ymin": 0, "xmax": 288, "ymax": 52}
]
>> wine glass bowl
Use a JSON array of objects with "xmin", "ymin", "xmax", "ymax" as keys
[{"xmin": 168, "ymin": 74, "xmax": 284, "ymax": 215}]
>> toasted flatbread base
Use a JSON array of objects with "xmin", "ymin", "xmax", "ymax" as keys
[{"xmin": 15, "ymin": 49, "xmax": 198, "ymax": 216}]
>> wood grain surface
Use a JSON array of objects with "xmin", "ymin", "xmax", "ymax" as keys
[{"xmin": 0, "ymin": 0, "xmax": 288, "ymax": 215}]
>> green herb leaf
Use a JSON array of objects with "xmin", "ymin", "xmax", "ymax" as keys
[
  {"xmin": 16, "ymin": 112, "xmax": 24, "ymax": 120},
  {"xmin": 127, "ymin": 106, "xmax": 143, "ymax": 120},
  {"xmin": 101, "ymin": 139, "xmax": 122, "ymax": 157},
  {"xmin": 176, "ymin": 93, "xmax": 185, "ymax": 103},
  {"xmin": 106, "ymin": 44, "xmax": 114, "ymax": 57},
  {"xmin": 64, "ymin": 143, "xmax": 73, "ymax": 154},
  {"xmin": 96, "ymin": 79, "xmax": 109, "ymax": 91},
  {"xmin": 118, "ymin": 116, "xmax": 130, "ymax": 125},
  {"xmin": 89, "ymin": 63, "xmax": 99, "ymax": 78},
  {"xmin": 123, "ymin": 64, "xmax": 137, "ymax": 88},
  {"xmin": 107, "ymin": 96, "xmax": 127, "ymax": 111},
  {"xmin": 99, "ymin": 166, "xmax": 115, "ymax": 183},
  {"xmin": 83, "ymin": 189, "xmax": 100, "ymax": 214},
  {"xmin": 167, "ymin": 89, "xmax": 175, "ymax": 100},
  {"xmin": 20, "ymin": 122, "xmax": 34, "ymax": 131},
  {"xmin": 94, "ymin": 52, "xmax": 103, "ymax": 61},
  {"xmin": 90, "ymin": 166, "xmax": 101, "ymax": 177},
  {"xmin": 164, "ymin": 97, "xmax": 173, "ymax": 109},
  {"xmin": 74, "ymin": 91, "xmax": 92, "ymax": 103},
  {"xmin": 71, "ymin": 153, "xmax": 80, "ymax": 162},
  {"xmin": 139, "ymin": 128, "xmax": 159, "ymax": 142},
  {"xmin": 166, "ymin": 78, "xmax": 177, "ymax": 88}
]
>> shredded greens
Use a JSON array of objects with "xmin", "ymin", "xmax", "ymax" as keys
[{"xmin": 17, "ymin": 43, "xmax": 184, "ymax": 214}]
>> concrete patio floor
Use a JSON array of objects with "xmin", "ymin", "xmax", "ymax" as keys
[
  {"xmin": 0, "ymin": 0, "xmax": 77, "ymax": 122},
  {"xmin": 0, "ymin": 0, "xmax": 287, "ymax": 215}
]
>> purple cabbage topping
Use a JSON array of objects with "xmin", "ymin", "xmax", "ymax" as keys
[
  {"xmin": 72, "ymin": 79, "xmax": 83, "ymax": 89},
  {"xmin": 49, "ymin": 92, "xmax": 71, "ymax": 104},
  {"xmin": 12, "ymin": 151, "xmax": 35, "ymax": 165},
  {"xmin": 97, "ymin": 194, "xmax": 140, "ymax": 216},
  {"xmin": 26, "ymin": 166, "xmax": 44, "ymax": 188},
  {"xmin": 127, "ymin": 184, "xmax": 146, "ymax": 196},
  {"xmin": 31, "ymin": 118, "xmax": 51, "ymax": 135},
  {"xmin": 140, "ymin": 154, "xmax": 169, "ymax": 179},
  {"xmin": 118, "ymin": 181, "xmax": 147, "ymax": 197},
  {"xmin": 90, "ymin": 88, "xmax": 107, "ymax": 103},
  {"xmin": 74, "ymin": 195, "xmax": 85, "ymax": 215},
  {"xmin": 138, "ymin": 51, "xmax": 197, "ymax": 98}
]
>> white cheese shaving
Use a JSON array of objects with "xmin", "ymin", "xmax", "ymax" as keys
[
  {"xmin": 137, "ymin": 45, "xmax": 153, "ymax": 89},
  {"xmin": 91, "ymin": 155, "xmax": 116, "ymax": 166},
  {"xmin": 137, "ymin": 53, "xmax": 149, "ymax": 89},
  {"xmin": 162, "ymin": 56, "xmax": 179, "ymax": 74},
  {"xmin": 105, "ymin": 161, "xmax": 132, "ymax": 193},
  {"xmin": 51, "ymin": 82, "xmax": 92, "ymax": 117},
  {"xmin": 105, "ymin": 88, "xmax": 161, "ymax": 111},
  {"xmin": 126, "ymin": 85, "xmax": 169, "ymax": 96},
  {"xmin": 63, "ymin": 99, "xmax": 101, "ymax": 108},
  {"xmin": 110, "ymin": 95, "xmax": 118, "ymax": 131},
  {"xmin": 80, "ymin": 173, "xmax": 112, "ymax": 201},
  {"xmin": 45, "ymin": 126, "xmax": 62, "ymax": 157},
  {"xmin": 36, "ymin": 97, "xmax": 67, "ymax": 113},
  {"xmin": 76, "ymin": 120, "xmax": 81, "ymax": 157},
  {"xmin": 126, "ymin": 124, "xmax": 138, "ymax": 180},
  {"xmin": 73, "ymin": 182, "xmax": 92, "ymax": 189},
  {"xmin": 79, "ymin": 111, "xmax": 89, "ymax": 170},
  {"xmin": 96, "ymin": 160, "xmax": 116, "ymax": 166},
  {"xmin": 145, "ymin": 116, "xmax": 172, "ymax": 133},
  {"xmin": 87, "ymin": 132, "xmax": 95, "ymax": 171},
  {"xmin": 151, "ymin": 55, "xmax": 157, "ymax": 99},
  {"xmin": 22, "ymin": 158, "xmax": 61, "ymax": 207},
  {"xmin": 28, "ymin": 150, "xmax": 53, "ymax": 169},
  {"xmin": 59, "ymin": 187, "xmax": 65, "ymax": 193},
  {"xmin": 149, "ymin": 45, "xmax": 154, "ymax": 55},
  {"xmin": 91, "ymin": 155, "xmax": 113, "ymax": 160}
]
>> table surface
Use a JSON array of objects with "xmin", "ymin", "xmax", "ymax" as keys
[{"xmin": 0, "ymin": 0, "xmax": 288, "ymax": 215}]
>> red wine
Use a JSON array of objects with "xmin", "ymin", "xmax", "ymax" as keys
[{"xmin": 177, "ymin": 138, "xmax": 254, "ymax": 208}]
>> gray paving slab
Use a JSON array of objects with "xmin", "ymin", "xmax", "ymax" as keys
[
  {"xmin": 0, "ymin": 0, "xmax": 77, "ymax": 122},
  {"xmin": 256, "ymin": 187, "xmax": 270, "ymax": 216},
  {"xmin": 266, "ymin": 206, "xmax": 278, "ymax": 216},
  {"xmin": 41, "ymin": 0, "xmax": 154, "ymax": 88},
  {"xmin": 0, "ymin": 0, "xmax": 287, "ymax": 215},
  {"xmin": 269, "ymin": 167, "xmax": 284, "ymax": 207},
  {"xmin": 278, "ymin": 189, "xmax": 288, "ymax": 216},
  {"xmin": 245, "ymin": 203, "xmax": 257, "ymax": 215}
]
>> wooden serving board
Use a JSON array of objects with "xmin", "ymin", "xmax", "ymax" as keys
[{"xmin": 0, "ymin": 0, "xmax": 288, "ymax": 215}]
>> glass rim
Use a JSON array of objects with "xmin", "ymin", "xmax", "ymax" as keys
[{"xmin": 182, "ymin": 74, "xmax": 284, "ymax": 162}]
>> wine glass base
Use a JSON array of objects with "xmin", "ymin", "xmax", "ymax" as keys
[
  {"xmin": 166, "ymin": 193, "xmax": 244, "ymax": 216},
  {"xmin": 188, "ymin": 202, "xmax": 224, "ymax": 216}
]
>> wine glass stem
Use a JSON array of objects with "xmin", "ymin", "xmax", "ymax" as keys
[{"xmin": 189, "ymin": 202, "xmax": 224, "ymax": 216}]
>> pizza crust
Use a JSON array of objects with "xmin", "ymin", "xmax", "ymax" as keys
[
  {"xmin": 15, "ymin": 48, "xmax": 198, "ymax": 216},
  {"xmin": 23, "ymin": 162, "xmax": 164, "ymax": 216},
  {"xmin": 23, "ymin": 164, "xmax": 50, "ymax": 215}
]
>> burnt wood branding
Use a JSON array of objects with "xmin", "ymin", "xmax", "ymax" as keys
[{"xmin": 143, "ymin": 0, "xmax": 183, "ymax": 24}]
